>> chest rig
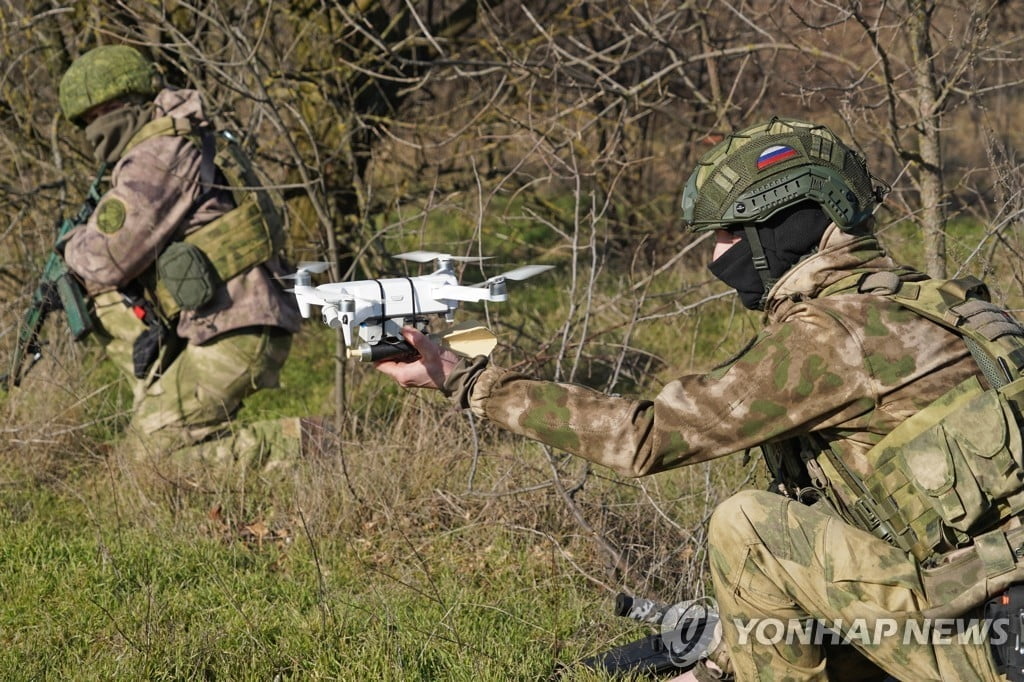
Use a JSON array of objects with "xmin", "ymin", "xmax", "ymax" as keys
[{"xmin": 767, "ymin": 273, "xmax": 1024, "ymax": 565}]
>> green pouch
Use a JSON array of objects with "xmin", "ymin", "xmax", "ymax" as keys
[
  {"xmin": 896, "ymin": 377, "xmax": 1024, "ymax": 533},
  {"xmin": 156, "ymin": 241, "xmax": 220, "ymax": 310}
]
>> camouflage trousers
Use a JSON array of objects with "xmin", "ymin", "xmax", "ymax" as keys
[
  {"xmin": 93, "ymin": 291, "xmax": 308, "ymax": 482},
  {"xmin": 706, "ymin": 489, "xmax": 1001, "ymax": 682}
]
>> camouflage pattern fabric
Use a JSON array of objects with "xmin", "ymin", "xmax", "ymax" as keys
[
  {"xmin": 93, "ymin": 292, "xmax": 301, "ymax": 473},
  {"xmin": 681, "ymin": 118, "xmax": 877, "ymax": 232},
  {"xmin": 443, "ymin": 223, "xmax": 1002, "ymax": 679},
  {"xmin": 92, "ymin": 290, "xmax": 151, "ymax": 383},
  {"xmin": 93, "ymin": 288, "xmax": 288, "ymax": 436},
  {"xmin": 126, "ymin": 327, "xmax": 291, "ymax": 444},
  {"xmin": 707, "ymin": 490, "xmax": 999, "ymax": 681},
  {"xmin": 141, "ymin": 416, "xmax": 307, "ymax": 487},
  {"xmin": 64, "ymin": 88, "xmax": 301, "ymax": 345}
]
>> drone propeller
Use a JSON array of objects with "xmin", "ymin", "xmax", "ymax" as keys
[
  {"xmin": 394, "ymin": 251, "xmax": 491, "ymax": 264},
  {"xmin": 472, "ymin": 264, "xmax": 554, "ymax": 286},
  {"xmin": 496, "ymin": 264, "xmax": 554, "ymax": 281}
]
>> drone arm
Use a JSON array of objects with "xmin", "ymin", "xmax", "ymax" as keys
[{"xmin": 432, "ymin": 281, "xmax": 507, "ymax": 303}]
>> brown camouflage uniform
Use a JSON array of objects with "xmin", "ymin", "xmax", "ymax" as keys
[
  {"xmin": 64, "ymin": 88, "xmax": 305, "ymax": 476},
  {"xmin": 444, "ymin": 224, "xmax": 1003, "ymax": 680}
]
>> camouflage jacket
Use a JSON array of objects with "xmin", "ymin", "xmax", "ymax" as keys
[
  {"xmin": 64, "ymin": 88, "xmax": 301, "ymax": 345},
  {"xmin": 445, "ymin": 225, "xmax": 981, "ymax": 499}
]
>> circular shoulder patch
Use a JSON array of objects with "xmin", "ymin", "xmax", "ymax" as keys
[{"xmin": 96, "ymin": 198, "xmax": 127, "ymax": 234}]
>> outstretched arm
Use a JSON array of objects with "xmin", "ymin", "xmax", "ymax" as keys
[{"xmin": 375, "ymin": 309, "xmax": 884, "ymax": 478}]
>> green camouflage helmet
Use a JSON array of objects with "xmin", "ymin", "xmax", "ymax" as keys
[
  {"xmin": 59, "ymin": 45, "xmax": 159, "ymax": 125},
  {"xmin": 681, "ymin": 117, "xmax": 884, "ymax": 232}
]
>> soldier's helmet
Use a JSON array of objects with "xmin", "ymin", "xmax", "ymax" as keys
[
  {"xmin": 59, "ymin": 45, "xmax": 159, "ymax": 126},
  {"xmin": 681, "ymin": 117, "xmax": 884, "ymax": 233}
]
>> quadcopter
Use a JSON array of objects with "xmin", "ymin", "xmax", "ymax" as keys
[{"xmin": 286, "ymin": 251, "xmax": 553, "ymax": 362}]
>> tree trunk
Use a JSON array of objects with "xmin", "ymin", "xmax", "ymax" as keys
[{"xmin": 907, "ymin": 0, "xmax": 947, "ymax": 277}]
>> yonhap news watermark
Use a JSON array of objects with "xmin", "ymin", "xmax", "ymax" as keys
[
  {"xmin": 730, "ymin": 616, "xmax": 1012, "ymax": 646},
  {"xmin": 652, "ymin": 596, "xmax": 1012, "ymax": 669}
]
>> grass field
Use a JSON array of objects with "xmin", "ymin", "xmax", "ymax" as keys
[
  {"xmin": 0, "ymin": 472, "xmax": 625, "ymax": 681},
  {"xmin": 1, "ymin": 304, "xmax": 753, "ymax": 681},
  {"xmin": 5, "ymin": 214, "xmax": 1017, "ymax": 680}
]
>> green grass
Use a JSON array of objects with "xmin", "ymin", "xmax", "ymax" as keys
[
  {"xmin": 0, "ymin": 202, "xmax": 771, "ymax": 680},
  {"xmin": 0, "ymin": 471, "xmax": 658, "ymax": 681}
]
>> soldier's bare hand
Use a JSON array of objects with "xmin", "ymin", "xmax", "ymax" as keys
[{"xmin": 374, "ymin": 327, "xmax": 459, "ymax": 390}]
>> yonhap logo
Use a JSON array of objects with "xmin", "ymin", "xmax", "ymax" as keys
[{"xmin": 659, "ymin": 597, "xmax": 721, "ymax": 667}]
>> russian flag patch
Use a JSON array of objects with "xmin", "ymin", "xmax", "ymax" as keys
[{"xmin": 756, "ymin": 144, "xmax": 798, "ymax": 170}]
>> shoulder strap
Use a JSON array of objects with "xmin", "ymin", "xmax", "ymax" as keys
[
  {"xmin": 197, "ymin": 128, "xmax": 217, "ymax": 195},
  {"xmin": 861, "ymin": 274, "xmax": 1024, "ymax": 389},
  {"xmin": 120, "ymin": 116, "xmax": 282, "ymax": 246}
]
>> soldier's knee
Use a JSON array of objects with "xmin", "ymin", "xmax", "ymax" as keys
[{"xmin": 708, "ymin": 489, "xmax": 784, "ymax": 546}]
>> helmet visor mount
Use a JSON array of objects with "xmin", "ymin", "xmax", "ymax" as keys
[
  {"xmin": 681, "ymin": 118, "xmax": 881, "ymax": 234},
  {"xmin": 715, "ymin": 165, "xmax": 870, "ymax": 230}
]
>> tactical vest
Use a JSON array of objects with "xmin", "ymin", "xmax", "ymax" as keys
[
  {"xmin": 121, "ymin": 116, "xmax": 286, "ymax": 317},
  {"xmin": 767, "ymin": 272, "xmax": 1024, "ymax": 565}
]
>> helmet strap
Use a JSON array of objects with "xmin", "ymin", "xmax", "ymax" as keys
[{"xmin": 743, "ymin": 224, "xmax": 777, "ymax": 304}]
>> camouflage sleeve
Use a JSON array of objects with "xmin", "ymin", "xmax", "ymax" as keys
[
  {"xmin": 448, "ymin": 310, "xmax": 879, "ymax": 477},
  {"xmin": 64, "ymin": 136, "xmax": 202, "ymax": 290}
]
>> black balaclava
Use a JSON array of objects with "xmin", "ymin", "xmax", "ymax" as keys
[{"xmin": 708, "ymin": 201, "xmax": 832, "ymax": 310}]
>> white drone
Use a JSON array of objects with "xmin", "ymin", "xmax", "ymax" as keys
[{"xmin": 286, "ymin": 251, "xmax": 553, "ymax": 361}]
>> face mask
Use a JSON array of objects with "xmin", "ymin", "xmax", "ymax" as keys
[
  {"xmin": 708, "ymin": 235, "xmax": 765, "ymax": 310},
  {"xmin": 707, "ymin": 203, "xmax": 832, "ymax": 310},
  {"xmin": 83, "ymin": 102, "xmax": 154, "ymax": 164}
]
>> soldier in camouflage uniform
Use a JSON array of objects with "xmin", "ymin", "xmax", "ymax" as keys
[
  {"xmin": 57, "ymin": 45, "xmax": 308, "ymax": 480},
  {"xmin": 377, "ymin": 118, "xmax": 1024, "ymax": 681}
]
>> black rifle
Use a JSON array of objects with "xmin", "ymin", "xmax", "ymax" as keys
[{"xmin": 1, "ymin": 165, "xmax": 106, "ymax": 390}]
